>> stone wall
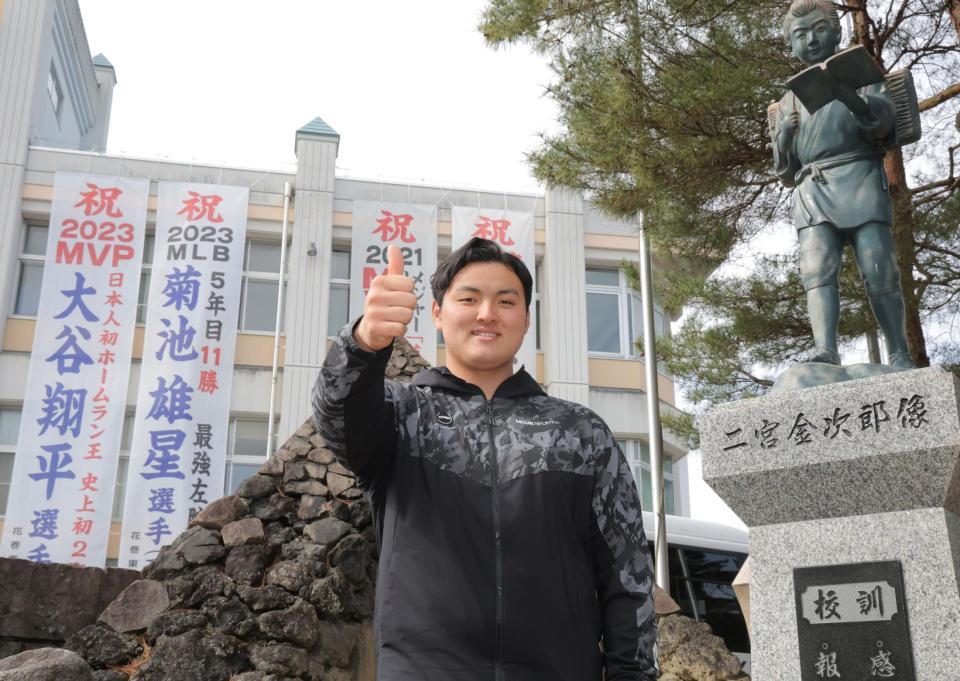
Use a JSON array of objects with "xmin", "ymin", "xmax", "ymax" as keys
[{"xmin": 0, "ymin": 558, "xmax": 139, "ymax": 658}]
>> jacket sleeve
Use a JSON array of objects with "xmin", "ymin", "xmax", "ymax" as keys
[
  {"xmin": 310, "ymin": 317, "xmax": 400, "ymax": 483},
  {"xmin": 589, "ymin": 423, "xmax": 658, "ymax": 680}
]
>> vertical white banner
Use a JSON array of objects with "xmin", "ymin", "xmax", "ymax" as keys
[
  {"xmin": 1, "ymin": 172, "xmax": 148, "ymax": 566},
  {"xmin": 451, "ymin": 207, "xmax": 537, "ymax": 374},
  {"xmin": 118, "ymin": 182, "xmax": 248, "ymax": 570},
  {"xmin": 350, "ymin": 201, "xmax": 438, "ymax": 366}
]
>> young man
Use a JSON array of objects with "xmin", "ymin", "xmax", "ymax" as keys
[{"xmin": 312, "ymin": 237, "xmax": 657, "ymax": 681}]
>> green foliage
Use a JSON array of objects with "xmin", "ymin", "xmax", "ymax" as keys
[{"xmin": 481, "ymin": 0, "xmax": 960, "ymax": 436}]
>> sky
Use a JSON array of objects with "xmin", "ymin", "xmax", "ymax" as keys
[{"xmin": 77, "ymin": 0, "xmax": 560, "ymax": 193}]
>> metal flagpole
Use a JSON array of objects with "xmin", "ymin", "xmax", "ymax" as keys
[
  {"xmin": 638, "ymin": 215, "xmax": 669, "ymax": 590},
  {"xmin": 266, "ymin": 181, "xmax": 292, "ymax": 457}
]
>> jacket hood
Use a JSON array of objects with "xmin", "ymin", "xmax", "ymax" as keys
[{"xmin": 412, "ymin": 365, "xmax": 546, "ymax": 399}]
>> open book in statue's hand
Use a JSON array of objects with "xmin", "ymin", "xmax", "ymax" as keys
[{"xmin": 787, "ymin": 45, "xmax": 885, "ymax": 113}]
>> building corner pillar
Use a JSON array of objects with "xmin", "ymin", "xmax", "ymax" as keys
[
  {"xmin": 543, "ymin": 187, "xmax": 590, "ymax": 407},
  {"xmin": 277, "ymin": 117, "xmax": 339, "ymax": 439}
]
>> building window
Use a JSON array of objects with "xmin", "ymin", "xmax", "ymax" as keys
[
  {"xmin": 239, "ymin": 240, "xmax": 286, "ymax": 333},
  {"xmin": 136, "ymin": 234, "xmax": 156, "ymax": 323},
  {"xmin": 620, "ymin": 437, "xmax": 675, "ymax": 515},
  {"xmin": 112, "ymin": 457, "xmax": 129, "ymax": 521},
  {"xmin": 47, "ymin": 64, "xmax": 63, "ymax": 118},
  {"xmin": 12, "ymin": 225, "xmax": 47, "ymax": 316},
  {"xmin": 224, "ymin": 417, "xmax": 277, "ymax": 495},
  {"xmin": 585, "ymin": 266, "xmax": 669, "ymax": 358},
  {"xmin": 0, "ymin": 408, "xmax": 20, "ymax": 517},
  {"xmin": 327, "ymin": 248, "xmax": 351, "ymax": 336}
]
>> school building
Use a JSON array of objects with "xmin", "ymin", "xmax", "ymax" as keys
[{"xmin": 0, "ymin": 0, "xmax": 706, "ymax": 566}]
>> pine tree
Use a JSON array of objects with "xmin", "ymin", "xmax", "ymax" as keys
[{"xmin": 481, "ymin": 0, "xmax": 960, "ymax": 441}]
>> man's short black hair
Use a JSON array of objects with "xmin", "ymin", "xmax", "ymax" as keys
[{"xmin": 431, "ymin": 237, "xmax": 533, "ymax": 310}]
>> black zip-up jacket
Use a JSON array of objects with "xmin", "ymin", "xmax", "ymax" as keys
[{"xmin": 312, "ymin": 321, "xmax": 657, "ymax": 681}]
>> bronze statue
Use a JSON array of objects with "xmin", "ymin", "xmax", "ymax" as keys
[{"xmin": 769, "ymin": 0, "xmax": 920, "ymax": 369}]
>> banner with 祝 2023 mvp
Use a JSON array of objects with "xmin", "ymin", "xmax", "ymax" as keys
[{"xmin": 0, "ymin": 172, "xmax": 149, "ymax": 567}]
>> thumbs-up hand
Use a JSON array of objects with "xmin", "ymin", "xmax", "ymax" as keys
[{"xmin": 354, "ymin": 245, "xmax": 417, "ymax": 352}]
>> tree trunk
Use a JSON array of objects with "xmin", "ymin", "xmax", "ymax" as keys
[
  {"xmin": 853, "ymin": 3, "xmax": 929, "ymax": 366},
  {"xmin": 884, "ymin": 147, "xmax": 930, "ymax": 367},
  {"xmin": 950, "ymin": 1, "xmax": 960, "ymax": 37},
  {"xmin": 851, "ymin": 1, "xmax": 879, "ymax": 61}
]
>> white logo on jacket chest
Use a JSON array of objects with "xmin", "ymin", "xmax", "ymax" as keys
[{"xmin": 514, "ymin": 418, "xmax": 560, "ymax": 427}]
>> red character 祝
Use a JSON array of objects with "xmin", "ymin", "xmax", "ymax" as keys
[
  {"xmin": 373, "ymin": 210, "xmax": 416, "ymax": 243},
  {"xmin": 75, "ymin": 183, "xmax": 123, "ymax": 218},
  {"xmin": 178, "ymin": 192, "xmax": 224, "ymax": 223},
  {"xmin": 473, "ymin": 216, "xmax": 515, "ymax": 246}
]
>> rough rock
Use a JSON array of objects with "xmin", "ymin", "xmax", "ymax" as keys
[
  {"xmin": 145, "ymin": 609, "xmax": 209, "ymax": 644},
  {"xmin": 329, "ymin": 534, "xmax": 369, "ymax": 584},
  {"xmin": 97, "ymin": 580, "xmax": 169, "ymax": 633},
  {"xmin": 287, "ymin": 436, "xmax": 313, "ymax": 457},
  {"xmin": 0, "ymin": 648, "xmax": 93, "ymax": 681},
  {"xmin": 282, "ymin": 460, "xmax": 309, "ymax": 483},
  {"xmin": 256, "ymin": 599, "xmax": 320, "ymax": 649},
  {"xmin": 307, "ymin": 447, "xmax": 335, "ymax": 465},
  {"xmin": 316, "ymin": 667, "xmax": 351, "ymax": 681},
  {"xmin": 221, "ymin": 518, "xmax": 264, "ymax": 547},
  {"xmin": 657, "ymin": 614, "xmax": 749, "ymax": 681},
  {"xmin": 231, "ymin": 673, "xmax": 297, "ymax": 681},
  {"xmin": 166, "ymin": 566, "xmax": 223, "ymax": 609},
  {"xmin": 291, "ymin": 545, "xmax": 328, "ymax": 579},
  {"xmin": 223, "ymin": 545, "xmax": 271, "ymax": 586},
  {"xmin": 263, "ymin": 523, "xmax": 296, "ymax": 550},
  {"xmin": 325, "ymin": 473, "xmax": 354, "ymax": 497},
  {"xmin": 312, "ymin": 620, "xmax": 359, "ymax": 668},
  {"xmin": 236, "ymin": 475, "xmax": 277, "ymax": 500},
  {"xmin": 326, "ymin": 462, "xmax": 353, "ymax": 478},
  {"xmin": 257, "ymin": 457, "xmax": 284, "ymax": 477},
  {"xmin": 304, "ymin": 576, "xmax": 343, "ymax": 618},
  {"xmin": 297, "ymin": 495, "xmax": 327, "ymax": 522},
  {"xmin": 188, "ymin": 495, "xmax": 247, "ymax": 530},
  {"xmin": 64, "ymin": 625, "xmax": 141, "ymax": 669},
  {"xmin": 248, "ymin": 643, "xmax": 307, "ymax": 677},
  {"xmin": 250, "ymin": 496, "xmax": 296, "ymax": 523},
  {"xmin": 0, "ymin": 559, "xmax": 138, "ymax": 642},
  {"xmin": 208, "ymin": 598, "xmax": 256, "ymax": 638},
  {"xmin": 238, "ymin": 585, "xmax": 297, "ymax": 613},
  {"xmin": 349, "ymin": 502, "xmax": 372, "ymax": 529},
  {"xmin": 654, "ymin": 585, "xmax": 682, "ymax": 616},
  {"xmin": 304, "ymin": 518, "xmax": 351, "ymax": 546},
  {"xmin": 130, "ymin": 630, "xmax": 247, "ymax": 681},
  {"xmin": 282, "ymin": 480, "xmax": 328, "ymax": 497},
  {"xmin": 91, "ymin": 671, "xmax": 128, "ymax": 681},
  {"xmin": 178, "ymin": 528, "xmax": 227, "ymax": 565},
  {"xmin": 264, "ymin": 561, "xmax": 310, "ymax": 594}
]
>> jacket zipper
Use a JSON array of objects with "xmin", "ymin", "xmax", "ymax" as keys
[{"xmin": 487, "ymin": 399, "xmax": 503, "ymax": 681}]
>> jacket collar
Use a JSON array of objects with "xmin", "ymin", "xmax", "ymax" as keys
[{"xmin": 412, "ymin": 365, "xmax": 546, "ymax": 399}]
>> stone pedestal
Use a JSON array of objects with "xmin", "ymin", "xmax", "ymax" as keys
[{"xmin": 701, "ymin": 366, "xmax": 960, "ymax": 680}]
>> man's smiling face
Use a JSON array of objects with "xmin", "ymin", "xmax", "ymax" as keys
[{"xmin": 432, "ymin": 261, "xmax": 530, "ymax": 377}]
